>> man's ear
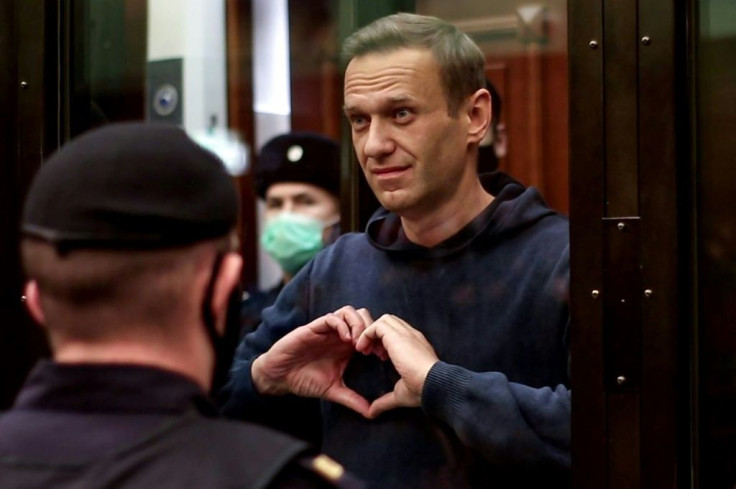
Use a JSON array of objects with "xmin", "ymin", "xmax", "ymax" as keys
[
  {"xmin": 24, "ymin": 280, "xmax": 46, "ymax": 326},
  {"xmin": 466, "ymin": 88, "xmax": 492, "ymax": 145},
  {"xmin": 210, "ymin": 252, "xmax": 243, "ymax": 334}
]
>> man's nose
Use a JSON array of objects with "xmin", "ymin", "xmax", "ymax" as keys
[
  {"xmin": 280, "ymin": 200, "xmax": 296, "ymax": 213},
  {"xmin": 363, "ymin": 120, "xmax": 394, "ymax": 160}
]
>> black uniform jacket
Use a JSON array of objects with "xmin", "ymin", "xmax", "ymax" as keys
[{"xmin": 0, "ymin": 361, "xmax": 362, "ymax": 489}]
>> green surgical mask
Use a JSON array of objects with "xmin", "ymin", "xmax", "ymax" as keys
[{"xmin": 261, "ymin": 212, "xmax": 330, "ymax": 276}]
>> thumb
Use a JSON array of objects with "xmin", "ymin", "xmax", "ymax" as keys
[
  {"xmin": 367, "ymin": 390, "xmax": 400, "ymax": 419},
  {"xmin": 326, "ymin": 385, "xmax": 372, "ymax": 418}
]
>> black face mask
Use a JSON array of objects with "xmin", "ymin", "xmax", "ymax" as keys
[
  {"xmin": 477, "ymin": 144, "xmax": 500, "ymax": 175},
  {"xmin": 201, "ymin": 253, "xmax": 243, "ymax": 397}
]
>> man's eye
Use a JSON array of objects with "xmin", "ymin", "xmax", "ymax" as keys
[
  {"xmin": 395, "ymin": 109, "xmax": 412, "ymax": 121},
  {"xmin": 350, "ymin": 116, "xmax": 368, "ymax": 130},
  {"xmin": 295, "ymin": 197, "xmax": 316, "ymax": 206}
]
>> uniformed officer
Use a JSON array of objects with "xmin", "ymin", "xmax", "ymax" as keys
[
  {"xmin": 242, "ymin": 132, "xmax": 342, "ymax": 338},
  {"xmin": 0, "ymin": 123, "xmax": 362, "ymax": 489}
]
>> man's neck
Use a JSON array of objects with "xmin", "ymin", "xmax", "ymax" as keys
[
  {"xmin": 401, "ymin": 178, "xmax": 493, "ymax": 248},
  {"xmin": 53, "ymin": 337, "xmax": 211, "ymax": 391}
]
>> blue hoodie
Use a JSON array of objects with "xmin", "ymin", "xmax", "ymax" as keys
[{"xmin": 221, "ymin": 172, "xmax": 571, "ymax": 489}]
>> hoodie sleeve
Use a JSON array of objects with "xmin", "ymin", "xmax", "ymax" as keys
[
  {"xmin": 421, "ymin": 360, "xmax": 570, "ymax": 469},
  {"xmin": 419, "ymin": 238, "xmax": 571, "ymax": 469},
  {"xmin": 218, "ymin": 262, "xmax": 323, "ymax": 444}
]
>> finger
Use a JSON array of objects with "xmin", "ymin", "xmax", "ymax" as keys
[
  {"xmin": 366, "ymin": 338, "xmax": 388, "ymax": 361},
  {"xmin": 355, "ymin": 318, "xmax": 390, "ymax": 357},
  {"xmin": 326, "ymin": 385, "xmax": 371, "ymax": 418},
  {"xmin": 337, "ymin": 306, "xmax": 367, "ymax": 343},
  {"xmin": 349, "ymin": 308, "xmax": 374, "ymax": 343},
  {"xmin": 356, "ymin": 308, "xmax": 374, "ymax": 324},
  {"xmin": 354, "ymin": 323, "xmax": 377, "ymax": 354},
  {"xmin": 369, "ymin": 314, "xmax": 431, "ymax": 354},
  {"xmin": 354, "ymin": 335, "xmax": 386, "ymax": 361},
  {"xmin": 328, "ymin": 313, "xmax": 353, "ymax": 341},
  {"xmin": 333, "ymin": 305, "xmax": 373, "ymax": 343},
  {"xmin": 303, "ymin": 314, "xmax": 336, "ymax": 333},
  {"xmin": 308, "ymin": 313, "xmax": 352, "ymax": 342},
  {"xmin": 367, "ymin": 391, "xmax": 400, "ymax": 419},
  {"xmin": 329, "ymin": 307, "xmax": 365, "ymax": 341}
]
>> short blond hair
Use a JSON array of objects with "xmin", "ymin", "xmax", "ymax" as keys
[{"xmin": 341, "ymin": 12, "xmax": 486, "ymax": 117}]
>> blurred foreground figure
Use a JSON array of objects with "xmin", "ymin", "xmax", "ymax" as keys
[
  {"xmin": 221, "ymin": 13, "xmax": 570, "ymax": 489},
  {"xmin": 0, "ymin": 123, "xmax": 361, "ymax": 489}
]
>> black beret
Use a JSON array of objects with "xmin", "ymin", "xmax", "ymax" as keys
[
  {"xmin": 255, "ymin": 132, "xmax": 340, "ymax": 199},
  {"xmin": 22, "ymin": 122, "xmax": 239, "ymax": 251}
]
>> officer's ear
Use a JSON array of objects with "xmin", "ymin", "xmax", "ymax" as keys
[
  {"xmin": 210, "ymin": 252, "xmax": 243, "ymax": 334},
  {"xmin": 24, "ymin": 280, "xmax": 46, "ymax": 326}
]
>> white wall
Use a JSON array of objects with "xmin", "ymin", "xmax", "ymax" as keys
[
  {"xmin": 148, "ymin": 0, "xmax": 291, "ymax": 289},
  {"xmin": 253, "ymin": 0, "xmax": 292, "ymax": 289},
  {"xmin": 147, "ymin": 0, "xmax": 227, "ymax": 134}
]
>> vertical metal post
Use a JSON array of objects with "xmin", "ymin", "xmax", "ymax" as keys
[
  {"xmin": 569, "ymin": 0, "xmax": 606, "ymax": 485},
  {"xmin": 570, "ymin": 0, "xmax": 685, "ymax": 487},
  {"xmin": 0, "ymin": 0, "xmax": 57, "ymax": 408}
]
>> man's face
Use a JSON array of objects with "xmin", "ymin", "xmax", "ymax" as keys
[
  {"xmin": 343, "ymin": 48, "xmax": 473, "ymax": 220},
  {"xmin": 264, "ymin": 182, "xmax": 340, "ymax": 224}
]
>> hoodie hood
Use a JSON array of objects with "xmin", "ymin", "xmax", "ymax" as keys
[{"xmin": 365, "ymin": 172, "xmax": 559, "ymax": 258}]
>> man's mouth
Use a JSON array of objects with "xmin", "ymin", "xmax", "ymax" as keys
[{"xmin": 372, "ymin": 166, "xmax": 410, "ymax": 179}]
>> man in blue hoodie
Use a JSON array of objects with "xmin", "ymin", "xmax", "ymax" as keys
[{"xmin": 221, "ymin": 12, "xmax": 570, "ymax": 489}]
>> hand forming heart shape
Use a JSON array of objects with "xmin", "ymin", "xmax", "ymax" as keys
[{"xmin": 252, "ymin": 306, "xmax": 439, "ymax": 419}]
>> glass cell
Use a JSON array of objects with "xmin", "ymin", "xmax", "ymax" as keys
[
  {"xmin": 67, "ymin": 0, "xmax": 247, "ymax": 176},
  {"xmin": 417, "ymin": 0, "xmax": 569, "ymax": 214},
  {"xmin": 696, "ymin": 0, "xmax": 736, "ymax": 486}
]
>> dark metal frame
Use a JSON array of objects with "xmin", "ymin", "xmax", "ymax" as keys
[
  {"xmin": 685, "ymin": 0, "xmax": 699, "ymax": 484},
  {"xmin": 569, "ymin": 0, "xmax": 689, "ymax": 487},
  {"xmin": 0, "ymin": 0, "xmax": 59, "ymax": 408},
  {"xmin": 0, "ymin": 0, "xmax": 24, "ymax": 409}
]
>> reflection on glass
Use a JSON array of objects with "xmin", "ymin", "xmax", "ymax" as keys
[
  {"xmin": 696, "ymin": 0, "xmax": 736, "ymax": 486},
  {"xmin": 68, "ymin": 0, "xmax": 146, "ymax": 136},
  {"xmin": 417, "ymin": 0, "xmax": 568, "ymax": 214},
  {"xmin": 69, "ymin": 1, "xmax": 234, "ymax": 158}
]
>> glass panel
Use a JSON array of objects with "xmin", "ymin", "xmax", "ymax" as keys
[
  {"xmin": 288, "ymin": 0, "xmax": 340, "ymax": 137},
  {"xmin": 417, "ymin": 0, "xmax": 569, "ymax": 214},
  {"xmin": 67, "ymin": 0, "xmax": 247, "ymax": 176},
  {"xmin": 68, "ymin": 0, "xmax": 147, "ymax": 137},
  {"xmin": 696, "ymin": 0, "xmax": 736, "ymax": 486},
  {"xmin": 64, "ymin": 4, "xmax": 573, "ymax": 487},
  {"xmin": 66, "ymin": 0, "xmax": 257, "ymax": 285}
]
